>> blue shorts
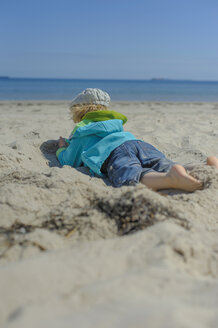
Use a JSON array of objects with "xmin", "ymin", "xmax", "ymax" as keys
[{"xmin": 102, "ymin": 140, "xmax": 175, "ymax": 187}]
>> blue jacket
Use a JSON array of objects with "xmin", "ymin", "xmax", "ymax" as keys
[{"xmin": 57, "ymin": 119, "xmax": 136, "ymax": 176}]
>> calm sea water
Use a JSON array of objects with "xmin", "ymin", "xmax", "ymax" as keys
[{"xmin": 0, "ymin": 78, "xmax": 218, "ymax": 102}]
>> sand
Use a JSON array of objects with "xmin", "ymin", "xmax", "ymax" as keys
[{"xmin": 0, "ymin": 101, "xmax": 218, "ymax": 328}]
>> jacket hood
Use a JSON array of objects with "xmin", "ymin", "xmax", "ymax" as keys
[{"xmin": 73, "ymin": 119, "xmax": 124, "ymax": 138}]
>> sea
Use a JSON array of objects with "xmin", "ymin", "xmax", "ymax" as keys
[{"xmin": 0, "ymin": 78, "xmax": 218, "ymax": 102}]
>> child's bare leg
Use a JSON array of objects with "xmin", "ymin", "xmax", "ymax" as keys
[
  {"xmin": 140, "ymin": 164, "xmax": 202, "ymax": 192},
  {"xmin": 206, "ymin": 156, "xmax": 218, "ymax": 168}
]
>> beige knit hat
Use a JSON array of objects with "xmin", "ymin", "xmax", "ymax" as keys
[{"xmin": 71, "ymin": 88, "xmax": 111, "ymax": 107}]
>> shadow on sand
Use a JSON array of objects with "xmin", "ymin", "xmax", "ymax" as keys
[{"xmin": 40, "ymin": 139, "xmax": 61, "ymax": 168}]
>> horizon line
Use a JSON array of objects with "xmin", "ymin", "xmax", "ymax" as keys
[{"xmin": 1, "ymin": 76, "xmax": 218, "ymax": 82}]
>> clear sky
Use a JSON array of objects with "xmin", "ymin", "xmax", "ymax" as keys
[{"xmin": 1, "ymin": 0, "xmax": 218, "ymax": 80}]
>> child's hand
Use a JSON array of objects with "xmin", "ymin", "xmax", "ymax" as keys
[{"xmin": 58, "ymin": 136, "xmax": 66, "ymax": 148}]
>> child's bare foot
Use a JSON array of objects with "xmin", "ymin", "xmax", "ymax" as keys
[
  {"xmin": 207, "ymin": 156, "xmax": 218, "ymax": 168},
  {"xmin": 166, "ymin": 165, "xmax": 203, "ymax": 192}
]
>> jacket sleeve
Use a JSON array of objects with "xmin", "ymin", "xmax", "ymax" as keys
[
  {"xmin": 56, "ymin": 141, "xmax": 82, "ymax": 167},
  {"xmin": 56, "ymin": 147, "xmax": 67, "ymax": 166}
]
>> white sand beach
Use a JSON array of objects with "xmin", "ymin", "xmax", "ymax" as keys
[{"xmin": 0, "ymin": 101, "xmax": 218, "ymax": 328}]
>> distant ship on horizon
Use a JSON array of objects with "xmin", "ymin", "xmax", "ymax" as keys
[
  {"xmin": 0, "ymin": 76, "xmax": 10, "ymax": 80},
  {"xmin": 151, "ymin": 77, "xmax": 166, "ymax": 81}
]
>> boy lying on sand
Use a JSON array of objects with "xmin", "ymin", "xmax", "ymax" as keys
[{"xmin": 56, "ymin": 88, "xmax": 218, "ymax": 192}]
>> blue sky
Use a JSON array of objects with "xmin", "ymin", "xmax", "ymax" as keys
[{"xmin": 1, "ymin": 0, "xmax": 218, "ymax": 80}]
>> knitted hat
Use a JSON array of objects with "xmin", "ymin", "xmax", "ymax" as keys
[{"xmin": 71, "ymin": 88, "xmax": 111, "ymax": 107}]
